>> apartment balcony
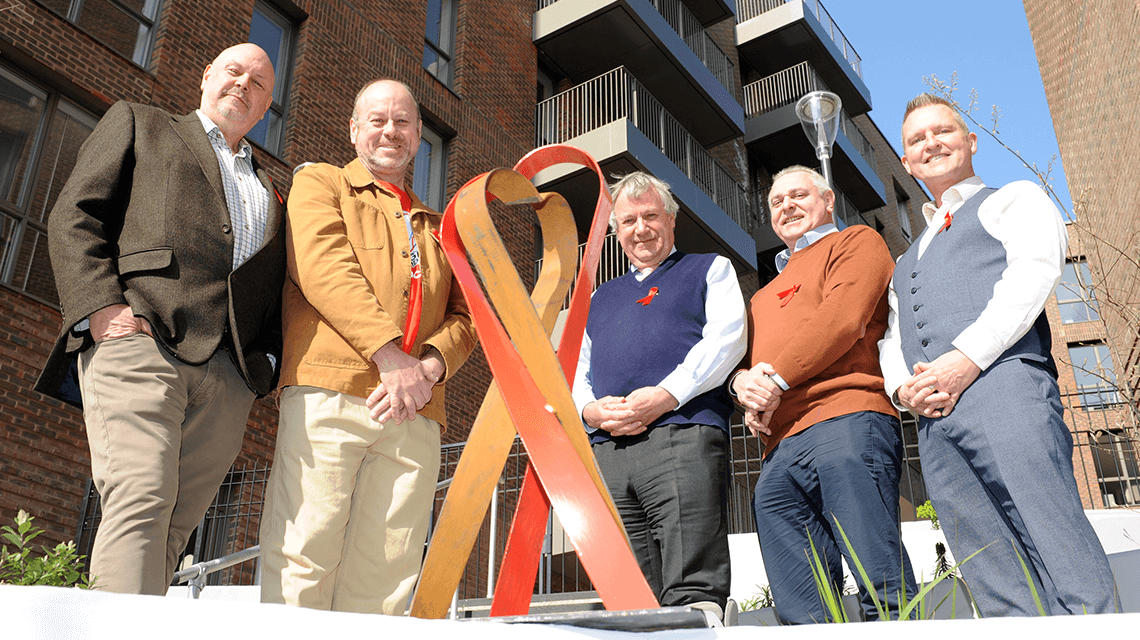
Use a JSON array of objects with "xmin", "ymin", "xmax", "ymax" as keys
[
  {"xmin": 533, "ymin": 67, "xmax": 757, "ymax": 271},
  {"xmin": 736, "ymin": 0, "xmax": 872, "ymax": 116},
  {"xmin": 535, "ymin": 0, "xmax": 744, "ymax": 147},
  {"xmin": 742, "ymin": 61, "xmax": 885, "ymax": 212},
  {"xmin": 679, "ymin": 0, "xmax": 736, "ymax": 26}
]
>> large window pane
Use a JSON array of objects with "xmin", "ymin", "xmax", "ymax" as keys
[
  {"xmin": 423, "ymin": 0, "xmax": 455, "ymax": 86},
  {"xmin": 1056, "ymin": 260, "xmax": 1099, "ymax": 324},
  {"xmin": 49, "ymin": 0, "xmax": 162, "ymax": 67},
  {"xmin": 1092, "ymin": 431, "xmax": 1140, "ymax": 507},
  {"xmin": 31, "ymin": 102, "xmax": 98, "ymax": 225},
  {"xmin": 1068, "ymin": 343, "xmax": 1118, "ymax": 409},
  {"xmin": 413, "ymin": 126, "xmax": 446, "ymax": 211},
  {"xmin": 0, "ymin": 63, "xmax": 97, "ymax": 306},
  {"xmin": 0, "ymin": 69, "xmax": 48, "ymax": 209}
]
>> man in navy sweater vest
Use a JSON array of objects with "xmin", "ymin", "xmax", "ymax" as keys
[
  {"xmin": 880, "ymin": 94, "xmax": 1117, "ymax": 615},
  {"xmin": 572, "ymin": 172, "xmax": 747, "ymax": 625}
]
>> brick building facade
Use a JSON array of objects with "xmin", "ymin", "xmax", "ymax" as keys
[{"xmin": 1023, "ymin": 0, "xmax": 1140, "ymax": 509}]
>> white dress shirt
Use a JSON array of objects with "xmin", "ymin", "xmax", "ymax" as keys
[
  {"xmin": 196, "ymin": 110, "xmax": 270, "ymax": 269},
  {"xmin": 572, "ymin": 249, "xmax": 747, "ymax": 428},
  {"xmin": 879, "ymin": 176, "xmax": 1068, "ymax": 400}
]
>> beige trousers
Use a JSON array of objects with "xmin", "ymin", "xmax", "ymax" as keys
[
  {"xmin": 260, "ymin": 386, "xmax": 441, "ymax": 614},
  {"xmin": 78, "ymin": 333, "xmax": 254, "ymax": 594}
]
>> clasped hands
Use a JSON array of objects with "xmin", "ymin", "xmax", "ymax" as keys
[
  {"xmin": 366, "ymin": 341, "xmax": 444, "ymax": 424},
  {"xmin": 896, "ymin": 349, "xmax": 981, "ymax": 419},
  {"xmin": 732, "ymin": 363, "xmax": 782, "ymax": 438},
  {"xmin": 582, "ymin": 386, "xmax": 678, "ymax": 437}
]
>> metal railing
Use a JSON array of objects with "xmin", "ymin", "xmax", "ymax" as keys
[
  {"xmin": 899, "ymin": 392, "xmax": 1140, "ymax": 513},
  {"xmin": 71, "ymin": 397, "xmax": 1140, "ymax": 605},
  {"xmin": 534, "ymin": 233, "xmax": 630, "ymax": 311},
  {"xmin": 840, "ymin": 111, "xmax": 876, "ymax": 169},
  {"xmin": 645, "ymin": 0, "xmax": 737, "ymax": 98},
  {"xmin": 535, "ymin": 0, "xmax": 738, "ymax": 98},
  {"xmin": 743, "ymin": 62, "xmax": 876, "ymax": 170},
  {"xmin": 737, "ymin": 0, "xmax": 863, "ymax": 79},
  {"xmin": 536, "ymin": 67, "xmax": 754, "ymax": 233},
  {"xmin": 743, "ymin": 60, "xmax": 827, "ymax": 119}
]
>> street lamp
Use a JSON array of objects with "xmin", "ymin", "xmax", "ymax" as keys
[{"xmin": 795, "ymin": 90, "xmax": 842, "ymax": 189}]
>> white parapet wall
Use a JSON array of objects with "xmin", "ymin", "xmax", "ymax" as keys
[{"xmin": 728, "ymin": 508, "xmax": 1140, "ymax": 614}]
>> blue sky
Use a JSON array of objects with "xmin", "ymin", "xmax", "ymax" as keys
[{"xmin": 818, "ymin": 0, "xmax": 1072, "ymax": 214}]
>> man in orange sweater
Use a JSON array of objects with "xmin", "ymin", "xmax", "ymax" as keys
[{"xmin": 732, "ymin": 166, "xmax": 915, "ymax": 623}]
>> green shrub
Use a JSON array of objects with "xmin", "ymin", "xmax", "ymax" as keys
[
  {"xmin": 0, "ymin": 510, "xmax": 94, "ymax": 588},
  {"xmin": 917, "ymin": 500, "xmax": 940, "ymax": 530},
  {"xmin": 739, "ymin": 584, "xmax": 774, "ymax": 611}
]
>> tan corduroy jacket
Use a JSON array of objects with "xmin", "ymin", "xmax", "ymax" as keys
[{"xmin": 280, "ymin": 159, "xmax": 476, "ymax": 428}]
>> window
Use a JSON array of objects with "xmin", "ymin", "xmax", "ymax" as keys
[
  {"xmin": 423, "ymin": 0, "xmax": 456, "ymax": 86},
  {"xmin": 0, "ymin": 64, "xmax": 98, "ymax": 306},
  {"xmin": 42, "ymin": 0, "xmax": 162, "ymax": 67},
  {"xmin": 1067, "ymin": 343, "xmax": 1119, "ymax": 410},
  {"xmin": 1056, "ymin": 260, "xmax": 1100, "ymax": 324},
  {"xmin": 247, "ymin": 1, "xmax": 297, "ymax": 155},
  {"xmin": 1091, "ymin": 430, "xmax": 1140, "ymax": 507},
  {"xmin": 894, "ymin": 182, "xmax": 912, "ymax": 242},
  {"xmin": 413, "ymin": 125, "xmax": 447, "ymax": 211}
]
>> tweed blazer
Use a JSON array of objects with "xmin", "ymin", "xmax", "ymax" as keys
[{"xmin": 35, "ymin": 101, "xmax": 286, "ymax": 405}]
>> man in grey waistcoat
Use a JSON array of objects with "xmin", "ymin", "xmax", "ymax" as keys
[{"xmin": 879, "ymin": 94, "xmax": 1117, "ymax": 616}]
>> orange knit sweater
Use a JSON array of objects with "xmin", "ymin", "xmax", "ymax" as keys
[{"xmin": 738, "ymin": 226, "xmax": 897, "ymax": 456}]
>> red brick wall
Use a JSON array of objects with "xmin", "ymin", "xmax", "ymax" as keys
[
  {"xmin": 1024, "ymin": 0, "xmax": 1140, "ymax": 413},
  {"xmin": 0, "ymin": 0, "xmax": 540, "ymax": 544}
]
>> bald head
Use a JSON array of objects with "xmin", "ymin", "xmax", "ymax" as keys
[{"xmin": 199, "ymin": 43, "xmax": 275, "ymax": 150}]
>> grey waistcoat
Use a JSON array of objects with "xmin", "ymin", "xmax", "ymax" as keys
[{"xmin": 893, "ymin": 187, "xmax": 1055, "ymax": 375}]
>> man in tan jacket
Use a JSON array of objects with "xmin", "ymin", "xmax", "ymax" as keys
[{"xmin": 260, "ymin": 79, "xmax": 476, "ymax": 614}]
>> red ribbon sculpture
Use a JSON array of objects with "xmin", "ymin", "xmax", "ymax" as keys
[{"xmin": 409, "ymin": 146, "xmax": 658, "ymax": 618}]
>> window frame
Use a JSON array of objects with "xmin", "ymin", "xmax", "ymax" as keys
[
  {"xmin": 247, "ymin": 0, "xmax": 298, "ymax": 157},
  {"xmin": 894, "ymin": 184, "xmax": 912, "ymax": 242},
  {"xmin": 413, "ymin": 124, "xmax": 448, "ymax": 212},
  {"xmin": 1067, "ymin": 342, "xmax": 1119, "ymax": 410},
  {"xmin": 1091, "ymin": 429, "xmax": 1140, "ymax": 507},
  {"xmin": 47, "ymin": 0, "xmax": 163, "ymax": 68},
  {"xmin": 1055, "ymin": 259, "xmax": 1100, "ymax": 324},
  {"xmin": 423, "ymin": 0, "xmax": 457, "ymax": 86},
  {"xmin": 0, "ymin": 63, "xmax": 99, "ymax": 306}
]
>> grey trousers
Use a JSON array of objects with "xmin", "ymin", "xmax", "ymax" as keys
[
  {"xmin": 592, "ymin": 423, "xmax": 731, "ymax": 609},
  {"xmin": 78, "ymin": 333, "xmax": 254, "ymax": 594},
  {"xmin": 918, "ymin": 358, "xmax": 1119, "ymax": 615}
]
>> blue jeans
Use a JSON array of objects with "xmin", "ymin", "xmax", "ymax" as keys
[{"xmin": 754, "ymin": 410, "xmax": 916, "ymax": 623}]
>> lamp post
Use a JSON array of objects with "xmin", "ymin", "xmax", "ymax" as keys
[{"xmin": 795, "ymin": 90, "xmax": 842, "ymax": 189}]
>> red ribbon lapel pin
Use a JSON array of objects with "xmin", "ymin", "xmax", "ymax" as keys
[
  {"xmin": 777, "ymin": 284, "xmax": 800, "ymax": 308},
  {"xmin": 937, "ymin": 210, "xmax": 952, "ymax": 234},
  {"xmin": 635, "ymin": 287, "xmax": 659, "ymax": 306}
]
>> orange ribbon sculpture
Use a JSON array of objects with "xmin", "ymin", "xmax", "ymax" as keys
[{"xmin": 409, "ymin": 145, "xmax": 659, "ymax": 618}]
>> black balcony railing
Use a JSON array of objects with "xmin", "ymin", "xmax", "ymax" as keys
[
  {"xmin": 737, "ymin": 0, "xmax": 863, "ymax": 79},
  {"xmin": 536, "ymin": 0, "xmax": 738, "ymax": 99},
  {"xmin": 743, "ymin": 61, "xmax": 876, "ymax": 170},
  {"xmin": 536, "ymin": 67, "xmax": 754, "ymax": 233}
]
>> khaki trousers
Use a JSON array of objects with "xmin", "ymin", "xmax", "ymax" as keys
[
  {"xmin": 260, "ymin": 386, "xmax": 441, "ymax": 614},
  {"xmin": 78, "ymin": 333, "xmax": 254, "ymax": 594}
]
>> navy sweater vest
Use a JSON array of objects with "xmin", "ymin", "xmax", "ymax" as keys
[
  {"xmin": 894, "ymin": 187, "xmax": 1055, "ymax": 375},
  {"xmin": 585, "ymin": 252, "xmax": 733, "ymax": 444}
]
